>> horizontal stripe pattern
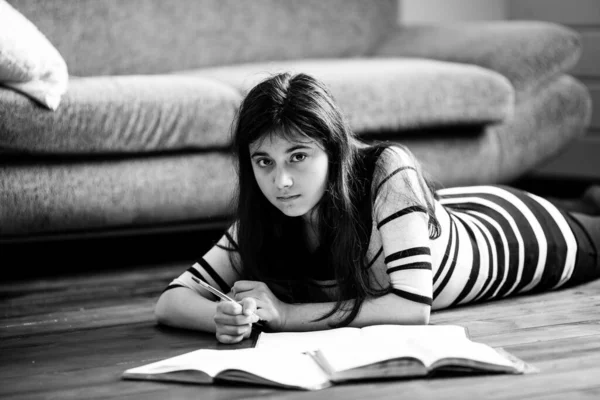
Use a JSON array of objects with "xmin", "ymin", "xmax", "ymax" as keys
[
  {"xmin": 373, "ymin": 166, "xmax": 417, "ymax": 200},
  {"xmin": 384, "ymin": 246, "xmax": 431, "ymax": 263},
  {"xmin": 432, "ymin": 185, "xmax": 581, "ymax": 310},
  {"xmin": 387, "ymin": 261, "xmax": 431, "ymax": 274},
  {"xmin": 165, "ymin": 258, "xmax": 231, "ymax": 301},
  {"xmin": 391, "ymin": 288, "xmax": 432, "ymax": 305},
  {"xmin": 374, "ymin": 150, "xmax": 434, "ymax": 306},
  {"xmin": 224, "ymin": 231, "xmax": 239, "ymax": 251},
  {"xmin": 377, "ymin": 205, "xmax": 427, "ymax": 230}
]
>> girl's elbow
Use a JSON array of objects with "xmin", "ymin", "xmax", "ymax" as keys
[
  {"xmin": 387, "ymin": 300, "xmax": 430, "ymax": 325},
  {"xmin": 411, "ymin": 304, "xmax": 431, "ymax": 325},
  {"xmin": 419, "ymin": 305, "xmax": 431, "ymax": 325},
  {"xmin": 154, "ymin": 295, "xmax": 171, "ymax": 326},
  {"xmin": 386, "ymin": 295, "xmax": 431, "ymax": 325},
  {"xmin": 154, "ymin": 307, "xmax": 167, "ymax": 325}
]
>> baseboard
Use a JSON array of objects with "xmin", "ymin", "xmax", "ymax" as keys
[
  {"xmin": 1, "ymin": 222, "xmax": 228, "ymax": 281},
  {"xmin": 0, "ymin": 218, "xmax": 231, "ymax": 245}
]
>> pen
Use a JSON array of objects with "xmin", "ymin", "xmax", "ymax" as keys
[
  {"xmin": 195, "ymin": 269, "xmax": 266, "ymax": 332},
  {"xmin": 197, "ymin": 277, "xmax": 237, "ymax": 303}
]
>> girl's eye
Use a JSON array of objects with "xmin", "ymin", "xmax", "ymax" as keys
[
  {"xmin": 291, "ymin": 153, "xmax": 307, "ymax": 162},
  {"xmin": 256, "ymin": 158, "xmax": 272, "ymax": 167}
]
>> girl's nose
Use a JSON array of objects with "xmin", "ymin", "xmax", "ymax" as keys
[{"xmin": 274, "ymin": 167, "xmax": 293, "ymax": 189}]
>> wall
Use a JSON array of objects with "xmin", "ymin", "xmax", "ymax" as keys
[{"xmin": 510, "ymin": 0, "xmax": 600, "ymax": 180}]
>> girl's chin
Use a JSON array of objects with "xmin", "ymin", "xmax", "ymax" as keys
[
  {"xmin": 278, "ymin": 207, "xmax": 308, "ymax": 217},
  {"xmin": 273, "ymin": 203, "xmax": 310, "ymax": 218}
]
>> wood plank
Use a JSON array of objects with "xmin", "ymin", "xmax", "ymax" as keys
[
  {"xmin": 503, "ymin": 334, "xmax": 600, "ymax": 364},
  {"xmin": 476, "ymin": 325, "xmax": 600, "ymax": 347},
  {"xmin": 528, "ymin": 388, "xmax": 600, "ymax": 400},
  {"xmin": 271, "ymin": 359, "xmax": 600, "ymax": 400},
  {"xmin": 439, "ymin": 308, "xmax": 600, "ymax": 342},
  {"xmin": 0, "ymin": 263, "xmax": 184, "ymax": 318},
  {"xmin": 2, "ymin": 336, "xmax": 600, "ymax": 400},
  {"xmin": 432, "ymin": 279, "xmax": 600, "ymax": 321},
  {"xmin": 2, "ymin": 261, "xmax": 600, "ymax": 399},
  {"xmin": 509, "ymin": 0, "xmax": 600, "ymax": 25},
  {"xmin": 0, "ymin": 323, "xmax": 224, "ymax": 379},
  {"xmin": 0, "ymin": 302, "xmax": 155, "ymax": 339}
]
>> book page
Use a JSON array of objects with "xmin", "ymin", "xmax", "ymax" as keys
[
  {"xmin": 123, "ymin": 348, "xmax": 331, "ymax": 390},
  {"xmin": 315, "ymin": 338, "xmax": 422, "ymax": 373},
  {"xmin": 299, "ymin": 325, "xmax": 467, "ymax": 373},
  {"xmin": 360, "ymin": 324, "xmax": 469, "ymax": 343},
  {"xmin": 255, "ymin": 327, "xmax": 362, "ymax": 352},
  {"xmin": 218, "ymin": 350, "xmax": 331, "ymax": 390},
  {"xmin": 124, "ymin": 349, "xmax": 233, "ymax": 377},
  {"xmin": 314, "ymin": 325, "xmax": 515, "ymax": 373},
  {"xmin": 407, "ymin": 338, "xmax": 515, "ymax": 369}
]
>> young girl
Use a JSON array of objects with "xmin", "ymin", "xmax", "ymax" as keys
[{"xmin": 155, "ymin": 72, "xmax": 600, "ymax": 344}]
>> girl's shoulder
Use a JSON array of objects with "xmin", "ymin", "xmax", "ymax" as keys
[
  {"xmin": 368, "ymin": 143, "xmax": 420, "ymax": 178},
  {"xmin": 367, "ymin": 143, "xmax": 436, "ymax": 205},
  {"xmin": 378, "ymin": 144, "xmax": 417, "ymax": 165}
]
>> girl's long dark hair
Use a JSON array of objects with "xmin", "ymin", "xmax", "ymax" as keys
[{"xmin": 231, "ymin": 72, "xmax": 439, "ymax": 328}]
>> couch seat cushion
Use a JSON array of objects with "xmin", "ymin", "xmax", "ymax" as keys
[
  {"xmin": 0, "ymin": 152, "xmax": 237, "ymax": 236},
  {"xmin": 0, "ymin": 75, "xmax": 241, "ymax": 154},
  {"xmin": 0, "ymin": 58, "xmax": 515, "ymax": 155},
  {"xmin": 185, "ymin": 58, "xmax": 514, "ymax": 134}
]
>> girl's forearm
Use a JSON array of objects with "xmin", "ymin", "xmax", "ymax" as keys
[
  {"xmin": 351, "ymin": 293, "xmax": 430, "ymax": 327},
  {"xmin": 283, "ymin": 293, "xmax": 430, "ymax": 331},
  {"xmin": 154, "ymin": 288, "xmax": 430, "ymax": 334},
  {"xmin": 282, "ymin": 301, "xmax": 341, "ymax": 331},
  {"xmin": 154, "ymin": 287, "xmax": 218, "ymax": 333}
]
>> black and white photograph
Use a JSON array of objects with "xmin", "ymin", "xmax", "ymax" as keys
[{"xmin": 1, "ymin": 0, "xmax": 599, "ymax": 399}]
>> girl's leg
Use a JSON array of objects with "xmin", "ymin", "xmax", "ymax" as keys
[
  {"xmin": 565, "ymin": 211, "xmax": 600, "ymax": 286},
  {"xmin": 546, "ymin": 185, "xmax": 600, "ymax": 216}
]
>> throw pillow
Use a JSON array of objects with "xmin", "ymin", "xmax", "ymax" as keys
[{"xmin": 0, "ymin": 0, "xmax": 68, "ymax": 110}]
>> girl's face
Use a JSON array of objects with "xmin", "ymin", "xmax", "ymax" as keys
[{"xmin": 249, "ymin": 132, "xmax": 329, "ymax": 224}]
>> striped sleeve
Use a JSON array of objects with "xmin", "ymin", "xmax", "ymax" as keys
[
  {"xmin": 373, "ymin": 147, "xmax": 433, "ymax": 305},
  {"xmin": 164, "ymin": 223, "xmax": 243, "ymax": 300}
]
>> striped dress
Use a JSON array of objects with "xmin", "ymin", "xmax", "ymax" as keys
[{"xmin": 164, "ymin": 146, "xmax": 599, "ymax": 311}]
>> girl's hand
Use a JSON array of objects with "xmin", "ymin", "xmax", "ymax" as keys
[
  {"xmin": 232, "ymin": 281, "xmax": 288, "ymax": 331},
  {"xmin": 214, "ymin": 297, "xmax": 259, "ymax": 344}
]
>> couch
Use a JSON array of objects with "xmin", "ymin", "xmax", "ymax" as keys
[{"xmin": 0, "ymin": 0, "xmax": 592, "ymax": 242}]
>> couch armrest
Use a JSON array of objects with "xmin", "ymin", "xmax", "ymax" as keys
[{"xmin": 372, "ymin": 21, "xmax": 581, "ymax": 94}]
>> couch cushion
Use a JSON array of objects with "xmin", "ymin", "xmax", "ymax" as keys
[
  {"xmin": 10, "ymin": 0, "xmax": 397, "ymax": 76},
  {"xmin": 373, "ymin": 22, "xmax": 583, "ymax": 94},
  {"xmin": 401, "ymin": 74, "xmax": 591, "ymax": 186},
  {"xmin": 0, "ymin": 152, "xmax": 237, "ymax": 236},
  {"xmin": 0, "ymin": 0, "xmax": 68, "ymax": 110},
  {"xmin": 0, "ymin": 75, "xmax": 241, "ymax": 153},
  {"xmin": 185, "ymin": 58, "xmax": 514, "ymax": 133}
]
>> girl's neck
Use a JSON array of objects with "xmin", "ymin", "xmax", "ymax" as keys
[{"xmin": 302, "ymin": 208, "xmax": 321, "ymax": 253}]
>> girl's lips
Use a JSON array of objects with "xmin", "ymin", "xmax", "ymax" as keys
[{"xmin": 277, "ymin": 194, "xmax": 300, "ymax": 202}]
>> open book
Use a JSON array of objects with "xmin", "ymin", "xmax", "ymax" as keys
[
  {"xmin": 256, "ymin": 324, "xmax": 535, "ymax": 382},
  {"xmin": 122, "ymin": 348, "xmax": 331, "ymax": 390},
  {"xmin": 122, "ymin": 324, "xmax": 535, "ymax": 391}
]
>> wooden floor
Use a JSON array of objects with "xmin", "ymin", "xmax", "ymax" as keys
[{"xmin": 1, "ymin": 261, "xmax": 600, "ymax": 400}]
